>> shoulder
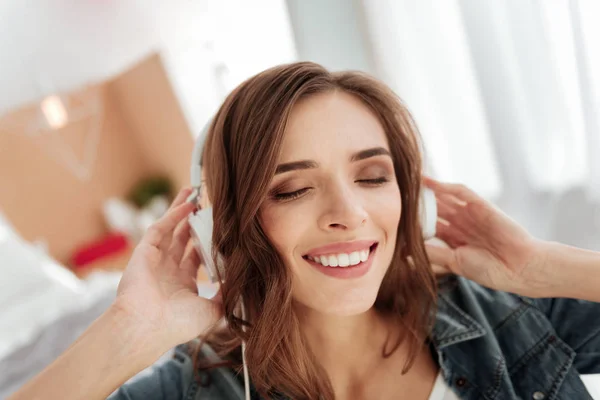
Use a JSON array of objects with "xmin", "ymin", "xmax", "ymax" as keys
[
  {"xmin": 438, "ymin": 275, "xmax": 600, "ymax": 335},
  {"xmin": 436, "ymin": 275, "xmax": 533, "ymax": 328},
  {"xmin": 432, "ymin": 275, "xmax": 558, "ymax": 355},
  {"xmin": 433, "ymin": 276, "xmax": 600, "ymax": 397},
  {"xmin": 108, "ymin": 342, "xmax": 247, "ymax": 400}
]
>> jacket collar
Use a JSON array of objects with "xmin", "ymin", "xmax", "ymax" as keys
[{"xmin": 431, "ymin": 277, "xmax": 486, "ymax": 349}]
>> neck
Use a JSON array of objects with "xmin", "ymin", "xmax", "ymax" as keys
[{"xmin": 295, "ymin": 304, "xmax": 398, "ymax": 388}]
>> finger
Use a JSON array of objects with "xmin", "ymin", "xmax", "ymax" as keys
[
  {"xmin": 169, "ymin": 218, "xmax": 192, "ymax": 263},
  {"xmin": 436, "ymin": 194, "xmax": 482, "ymax": 236},
  {"xmin": 425, "ymin": 243, "xmax": 458, "ymax": 273},
  {"xmin": 153, "ymin": 187, "xmax": 193, "ymax": 250},
  {"xmin": 464, "ymin": 198, "xmax": 500, "ymax": 229},
  {"xmin": 423, "ymin": 177, "xmax": 477, "ymax": 204},
  {"xmin": 169, "ymin": 294, "xmax": 223, "ymax": 340},
  {"xmin": 168, "ymin": 188, "xmax": 193, "ymax": 212},
  {"xmin": 435, "ymin": 195, "xmax": 461, "ymax": 221},
  {"xmin": 187, "ymin": 295, "xmax": 224, "ymax": 335},
  {"xmin": 431, "ymin": 263, "xmax": 452, "ymax": 276},
  {"xmin": 145, "ymin": 202, "xmax": 196, "ymax": 248},
  {"xmin": 435, "ymin": 219, "xmax": 468, "ymax": 249},
  {"xmin": 211, "ymin": 287, "xmax": 223, "ymax": 304},
  {"xmin": 180, "ymin": 243, "xmax": 202, "ymax": 278}
]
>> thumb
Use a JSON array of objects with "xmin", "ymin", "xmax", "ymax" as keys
[
  {"xmin": 175, "ymin": 295, "xmax": 224, "ymax": 340},
  {"xmin": 426, "ymin": 242, "xmax": 459, "ymax": 274},
  {"xmin": 210, "ymin": 286, "xmax": 223, "ymax": 305},
  {"xmin": 431, "ymin": 262, "xmax": 452, "ymax": 276}
]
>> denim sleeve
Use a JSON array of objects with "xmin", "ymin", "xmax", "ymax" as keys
[
  {"xmin": 107, "ymin": 350, "xmax": 187, "ymax": 400},
  {"xmin": 534, "ymin": 297, "xmax": 600, "ymax": 374}
]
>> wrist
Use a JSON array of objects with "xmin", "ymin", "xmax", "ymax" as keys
[
  {"xmin": 519, "ymin": 239, "xmax": 556, "ymax": 298},
  {"xmin": 525, "ymin": 240, "xmax": 600, "ymax": 300},
  {"xmin": 106, "ymin": 302, "xmax": 171, "ymax": 368}
]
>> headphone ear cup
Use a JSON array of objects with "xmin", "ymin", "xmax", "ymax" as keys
[
  {"xmin": 420, "ymin": 188, "xmax": 437, "ymax": 240},
  {"xmin": 189, "ymin": 207, "xmax": 223, "ymax": 283}
]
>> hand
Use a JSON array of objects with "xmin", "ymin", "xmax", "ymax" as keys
[
  {"xmin": 114, "ymin": 188, "xmax": 222, "ymax": 354},
  {"xmin": 424, "ymin": 177, "xmax": 547, "ymax": 297}
]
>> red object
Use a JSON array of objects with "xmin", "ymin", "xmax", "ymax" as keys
[{"xmin": 72, "ymin": 232, "xmax": 130, "ymax": 268}]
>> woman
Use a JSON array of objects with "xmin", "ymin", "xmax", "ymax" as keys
[{"xmin": 11, "ymin": 62, "xmax": 600, "ymax": 400}]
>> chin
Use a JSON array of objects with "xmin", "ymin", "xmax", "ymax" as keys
[
  {"xmin": 326, "ymin": 298, "xmax": 378, "ymax": 316},
  {"xmin": 297, "ymin": 282, "xmax": 382, "ymax": 317}
]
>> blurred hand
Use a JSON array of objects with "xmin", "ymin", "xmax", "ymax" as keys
[
  {"xmin": 114, "ymin": 188, "xmax": 222, "ymax": 352},
  {"xmin": 424, "ymin": 177, "xmax": 546, "ymax": 296}
]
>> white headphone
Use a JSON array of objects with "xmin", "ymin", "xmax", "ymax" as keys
[
  {"xmin": 186, "ymin": 121, "xmax": 221, "ymax": 283},
  {"xmin": 187, "ymin": 121, "xmax": 437, "ymax": 282},
  {"xmin": 186, "ymin": 120, "xmax": 437, "ymax": 399}
]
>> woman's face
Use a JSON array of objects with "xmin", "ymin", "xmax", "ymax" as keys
[{"xmin": 259, "ymin": 91, "xmax": 402, "ymax": 316}]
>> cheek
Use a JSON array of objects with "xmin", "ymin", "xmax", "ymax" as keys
[
  {"xmin": 370, "ymin": 184, "xmax": 402, "ymax": 236},
  {"xmin": 259, "ymin": 204, "xmax": 305, "ymax": 263},
  {"xmin": 260, "ymin": 203, "xmax": 321, "ymax": 300}
]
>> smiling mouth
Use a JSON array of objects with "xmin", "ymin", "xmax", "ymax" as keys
[{"xmin": 302, "ymin": 243, "xmax": 378, "ymax": 268}]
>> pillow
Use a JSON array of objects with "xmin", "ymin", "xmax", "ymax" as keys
[{"xmin": 0, "ymin": 221, "xmax": 87, "ymax": 359}]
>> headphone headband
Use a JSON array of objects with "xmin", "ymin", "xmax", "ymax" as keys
[{"xmin": 187, "ymin": 121, "xmax": 212, "ymax": 204}]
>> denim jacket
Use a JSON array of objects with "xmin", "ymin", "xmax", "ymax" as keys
[{"xmin": 109, "ymin": 277, "xmax": 600, "ymax": 399}]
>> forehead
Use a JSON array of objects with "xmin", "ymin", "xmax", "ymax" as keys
[{"xmin": 279, "ymin": 91, "xmax": 389, "ymax": 162}]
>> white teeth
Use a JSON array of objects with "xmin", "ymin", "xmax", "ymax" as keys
[
  {"xmin": 337, "ymin": 253, "xmax": 350, "ymax": 267},
  {"xmin": 349, "ymin": 251, "xmax": 361, "ymax": 266},
  {"xmin": 307, "ymin": 247, "xmax": 372, "ymax": 268},
  {"xmin": 328, "ymin": 255, "xmax": 339, "ymax": 267},
  {"xmin": 360, "ymin": 250, "xmax": 369, "ymax": 262}
]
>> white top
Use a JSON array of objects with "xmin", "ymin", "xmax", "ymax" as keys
[{"xmin": 428, "ymin": 371, "xmax": 461, "ymax": 400}]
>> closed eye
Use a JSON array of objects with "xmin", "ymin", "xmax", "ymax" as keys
[
  {"xmin": 357, "ymin": 177, "xmax": 389, "ymax": 185},
  {"xmin": 273, "ymin": 177, "xmax": 389, "ymax": 202},
  {"xmin": 272, "ymin": 187, "xmax": 311, "ymax": 201}
]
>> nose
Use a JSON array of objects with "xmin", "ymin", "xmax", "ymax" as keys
[{"xmin": 317, "ymin": 182, "xmax": 368, "ymax": 232}]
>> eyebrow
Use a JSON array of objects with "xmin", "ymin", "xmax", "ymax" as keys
[
  {"xmin": 274, "ymin": 147, "xmax": 391, "ymax": 175},
  {"xmin": 350, "ymin": 147, "xmax": 391, "ymax": 162}
]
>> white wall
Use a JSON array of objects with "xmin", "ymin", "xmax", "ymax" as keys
[
  {"xmin": 285, "ymin": 0, "xmax": 374, "ymax": 74},
  {"xmin": 0, "ymin": 0, "xmax": 296, "ymax": 136}
]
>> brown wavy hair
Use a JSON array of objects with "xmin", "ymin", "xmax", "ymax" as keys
[{"xmin": 199, "ymin": 61, "xmax": 436, "ymax": 399}]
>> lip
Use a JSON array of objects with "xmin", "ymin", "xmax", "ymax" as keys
[
  {"xmin": 305, "ymin": 243, "xmax": 378, "ymax": 279},
  {"xmin": 304, "ymin": 240, "xmax": 378, "ymax": 258}
]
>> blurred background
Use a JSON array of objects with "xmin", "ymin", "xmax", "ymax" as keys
[{"xmin": 1, "ymin": 0, "xmax": 599, "ymax": 397}]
